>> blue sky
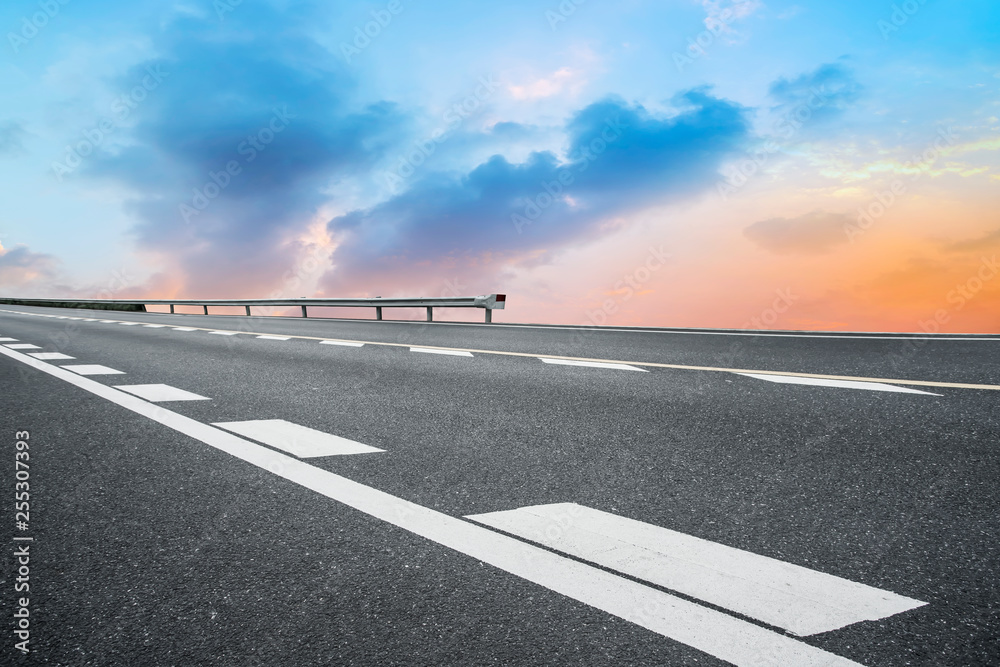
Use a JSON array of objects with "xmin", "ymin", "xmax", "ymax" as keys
[{"xmin": 1, "ymin": 1, "xmax": 998, "ymax": 330}]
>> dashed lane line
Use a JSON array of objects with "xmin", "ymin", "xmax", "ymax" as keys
[
  {"xmin": 738, "ymin": 373, "xmax": 941, "ymax": 396},
  {"xmin": 410, "ymin": 347, "xmax": 474, "ymax": 357},
  {"xmin": 540, "ymin": 358, "xmax": 647, "ymax": 372},
  {"xmin": 467, "ymin": 503, "xmax": 925, "ymax": 637},
  {"xmin": 2, "ymin": 310, "xmax": 998, "ymax": 391},
  {"xmin": 213, "ymin": 419, "xmax": 384, "ymax": 457},
  {"xmin": 60, "ymin": 364, "xmax": 126, "ymax": 375},
  {"xmin": 27, "ymin": 352, "xmax": 75, "ymax": 360},
  {"xmin": 256, "ymin": 335, "xmax": 291, "ymax": 341},
  {"xmin": 0, "ymin": 343, "xmax": 866, "ymax": 667},
  {"xmin": 320, "ymin": 340, "xmax": 364, "ymax": 347},
  {"xmin": 4, "ymin": 343, "xmax": 40, "ymax": 350},
  {"xmin": 114, "ymin": 384, "xmax": 210, "ymax": 402}
]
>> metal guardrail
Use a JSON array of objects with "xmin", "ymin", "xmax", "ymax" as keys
[{"xmin": 0, "ymin": 294, "xmax": 507, "ymax": 323}]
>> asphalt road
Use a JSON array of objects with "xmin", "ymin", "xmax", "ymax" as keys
[{"xmin": 1, "ymin": 305, "xmax": 998, "ymax": 666}]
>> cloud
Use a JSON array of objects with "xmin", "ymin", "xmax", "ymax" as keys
[
  {"xmin": 744, "ymin": 210, "xmax": 853, "ymax": 254},
  {"xmin": 321, "ymin": 89, "xmax": 751, "ymax": 294},
  {"xmin": 80, "ymin": 8, "xmax": 401, "ymax": 297},
  {"xmin": 768, "ymin": 62, "xmax": 861, "ymax": 124},
  {"xmin": 0, "ymin": 243, "xmax": 59, "ymax": 290},
  {"xmin": 509, "ymin": 68, "xmax": 585, "ymax": 100},
  {"xmin": 947, "ymin": 227, "xmax": 1000, "ymax": 253},
  {"xmin": 0, "ymin": 121, "xmax": 27, "ymax": 157},
  {"xmin": 701, "ymin": 0, "xmax": 763, "ymax": 40}
]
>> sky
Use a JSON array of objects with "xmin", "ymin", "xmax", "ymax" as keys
[{"xmin": 0, "ymin": 0, "xmax": 998, "ymax": 332}]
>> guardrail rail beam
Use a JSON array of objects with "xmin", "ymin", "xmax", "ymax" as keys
[{"xmin": 0, "ymin": 294, "xmax": 507, "ymax": 323}]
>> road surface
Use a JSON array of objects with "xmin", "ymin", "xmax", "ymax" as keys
[{"xmin": 1, "ymin": 304, "xmax": 998, "ymax": 666}]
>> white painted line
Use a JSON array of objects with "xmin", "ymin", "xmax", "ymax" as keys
[
  {"xmin": 0, "ymin": 343, "xmax": 870, "ymax": 667},
  {"xmin": 27, "ymin": 352, "xmax": 75, "ymax": 360},
  {"xmin": 4, "ymin": 344, "xmax": 41, "ymax": 350},
  {"xmin": 467, "ymin": 503, "xmax": 925, "ymax": 637},
  {"xmin": 410, "ymin": 347, "xmax": 473, "ymax": 357},
  {"xmin": 212, "ymin": 420, "xmax": 383, "ymax": 457},
  {"xmin": 0, "ymin": 337, "xmax": 19, "ymax": 342},
  {"xmin": 319, "ymin": 340, "xmax": 364, "ymax": 347},
  {"xmin": 119, "ymin": 322, "xmax": 141, "ymax": 326},
  {"xmin": 113, "ymin": 384, "xmax": 210, "ymax": 402},
  {"xmin": 143, "ymin": 324, "xmax": 167, "ymax": 328},
  {"xmin": 82, "ymin": 318, "xmax": 98, "ymax": 321},
  {"xmin": 738, "ymin": 373, "xmax": 941, "ymax": 396},
  {"xmin": 99, "ymin": 320, "xmax": 118, "ymax": 323},
  {"xmin": 208, "ymin": 331, "xmax": 238, "ymax": 336},
  {"xmin": 540, "ymin": 358, "xmax": 648, "ymax": 372},
  {"xmin": 172, "ymin": 327, "xmax": 197, "ymax": 332},
  {"xmin": 256, "ymin": 335, "xmax": 290, "ymax": 341},
  {"xmin": 60, "ymin": 364, "xmax": 126, "ymax": 375}
]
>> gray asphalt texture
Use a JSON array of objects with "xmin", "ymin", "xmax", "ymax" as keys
[{"xmin": 1, "ymin": 305, "xmax": 998, "ymax": 666}]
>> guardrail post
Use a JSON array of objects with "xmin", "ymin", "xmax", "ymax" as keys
[
  {"xmin": 169, "ymin": 304, "xmax": 174, "ymax": 314},
  {"xmin": 485, "ymin": 309, "xmax": 492, "ymax": 323},
  {"xmin": 203, "ymin": 305, "xmax": 208, "ymax": 315},
  {"xmin": 245, "ymin": 305, "xmax": 251, "ymax": 316},
  {"xmin": 375, "ymin": 306, "xmax": 383, "ymax": 320},
  {"xmin": 301, "ymin": 305, "xmax": 308, "ymax": 318},
  {"xmin": 426, "ymin": 306, "xmax": 433, "ymax": 322}
]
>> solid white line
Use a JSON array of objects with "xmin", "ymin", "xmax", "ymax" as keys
[
  {"xmin": 410, "ymin": 347, "xmax": 473, "ymax": 357},
  {"xmin": 60, "ymin": 364, "xmax": 125, "ymax": 375},
  {"xmin": 114, "ymin": 384, "xmax": 210, "ymax": 402},
  {"xmin": 320, "ymin": 340, "xmax": 364, "ymax": 347},
  {"xmin": 540, "ymin": 358, "xmax": 647, "ymax": 372},
  {"xmin": 738, "ymin": 373, "xmax": 941, "ymax": 396},
  {"xmin": 212, "ymin": 419, "xmax": 384, "ymax": 457},
  {"xmin": 256, "ymin": 335, "xmax": 290, "ymax": 341},
  {"xmin": 4, "ymin": 344, "xmax": 40, "ymax": 350},
  {"xmin": 0, "ymin": 344, "xmax": 868, "ymax": 667},
  {"xmin": 466, "ymin": 503, "xmax": 925, "ymax": 637},
  {"xmin": 27, "ymin": 352, "xmax": 75, "ymax": 360}
]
